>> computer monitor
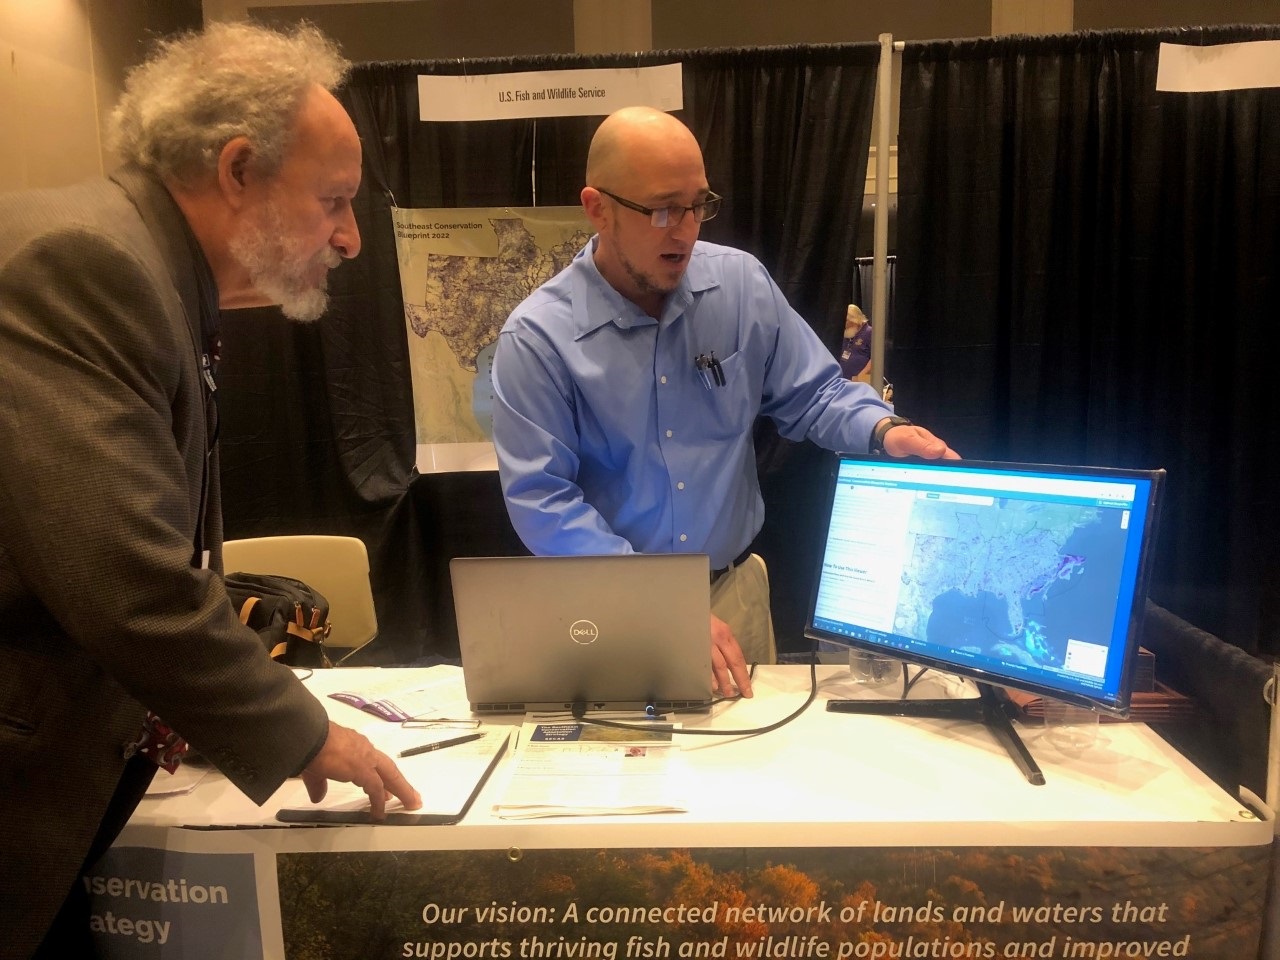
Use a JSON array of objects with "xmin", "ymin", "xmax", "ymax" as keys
[{"xmin": 804, "ymin": 455, "xmax": 1165, "ymax": 781}]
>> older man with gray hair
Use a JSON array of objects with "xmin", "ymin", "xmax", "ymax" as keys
[{"xmin": 0, "ymin": 21, "xmax": 419, "ymax": 957}]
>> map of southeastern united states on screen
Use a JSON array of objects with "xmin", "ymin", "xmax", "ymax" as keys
[{"xmin": 893, "ymin": 498, "xmax": 1123, "ymax": 676}]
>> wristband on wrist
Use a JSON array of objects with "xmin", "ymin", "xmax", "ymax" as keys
[{"xmin": 870, "ymin": 415, "xmax": 912, "ymax": 454}]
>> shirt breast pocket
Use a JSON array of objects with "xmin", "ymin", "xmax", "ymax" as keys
[{"xmin": 699, "ymin": 349, "xmax": 755, "ymax": 440}]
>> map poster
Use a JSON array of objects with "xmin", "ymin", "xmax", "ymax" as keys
[{"xmin": 393, "ymin": 207, "xmax": 592, "ymax": 445}]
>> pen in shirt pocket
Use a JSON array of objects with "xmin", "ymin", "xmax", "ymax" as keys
[{"xmin": 694, "ymin": 352, "xmax": 725, "ymax": 389}]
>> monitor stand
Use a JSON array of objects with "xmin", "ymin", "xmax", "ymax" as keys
[{"xmin": 827, "ymin": 682, "xmax": 1045, "ymax": 785}]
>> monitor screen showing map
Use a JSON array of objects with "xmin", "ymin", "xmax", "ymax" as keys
[{"xmin": 804, "ymin": 455, "xmax": 1164, "ymax": 715}]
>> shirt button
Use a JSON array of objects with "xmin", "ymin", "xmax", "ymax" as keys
[
  {"xmin": 679, "ymin": 534, "xmax": 688, "ymax": 542},
  {"xmin": 677, "ymin": 481, "xmax": 685, "ymax": 490},
  {"xmin": 665, "ymin": 429, "xmax": 673, "ymax": 438},
  {"xmin": 660, "ymin": 375, "xmax": 667, "ymax": 384}
]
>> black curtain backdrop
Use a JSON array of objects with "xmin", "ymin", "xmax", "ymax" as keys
[
  {"xmin": 218, "ymin": 44, "xmax": 879, "ymax": 661},
  {"xmin": 894, "ymin": 25, "xmax": 1280, "ymax": 655}
]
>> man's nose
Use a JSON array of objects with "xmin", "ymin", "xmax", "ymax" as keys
[
  {"xmin": 333, "ymin": 206, "xmax": 361, "ymax": 259},
  {"xmin": 673, "ymin": 208, "xmax": 701, "ymax": 242}
]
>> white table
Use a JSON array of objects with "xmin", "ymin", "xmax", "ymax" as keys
[{"xmin": 96, "ymin": 665, "xmax": 1275, "ymax": 960}]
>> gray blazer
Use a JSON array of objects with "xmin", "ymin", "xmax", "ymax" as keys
[{"xmin": 0, "ymin": 167, "xmax": 329, "ymax": 955}]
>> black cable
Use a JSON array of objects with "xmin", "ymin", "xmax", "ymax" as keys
[{"xmin": 573, "ymin": 644, "xmax": 820, "ymax": 738}]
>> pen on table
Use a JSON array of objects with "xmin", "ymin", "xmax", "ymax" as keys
[{"xmin": 398, "ymin": 732, "xmax": 483, "ymax": 758}]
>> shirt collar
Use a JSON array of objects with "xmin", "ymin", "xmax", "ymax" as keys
[{"xmin": 571, "ymin": 237, "xmax": 720, "ymax": 340}]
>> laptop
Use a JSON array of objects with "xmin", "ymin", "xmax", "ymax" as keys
[{"xmin": 450, "ymin": 554, "xmax": 713, "ymax": 714}]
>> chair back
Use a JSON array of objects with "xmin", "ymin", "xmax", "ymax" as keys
[{"xmin": 222, "ymin": 535, "xmax": 377, "ymax": 653}]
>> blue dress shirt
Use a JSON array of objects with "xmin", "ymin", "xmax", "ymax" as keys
[{"xmin": 491, "ymin": 238, "xmax": 894, "ymax": 569}]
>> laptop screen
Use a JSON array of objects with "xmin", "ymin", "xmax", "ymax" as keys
[
  {"xmin": 451, "ymin": 554, "xmax": 713, "ymax": 714},
  {"xmin": 804, "ymin": 455, "xmax": 1164, "ymax": 714}
]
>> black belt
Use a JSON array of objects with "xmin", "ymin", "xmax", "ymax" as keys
[{"xmin": 711, "ymin": 546, "xmax": 754, "ymax": 585}]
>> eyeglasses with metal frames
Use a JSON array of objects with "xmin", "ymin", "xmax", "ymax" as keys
[{"xmin": 596, "ymin": 188, "xmax": 722, "ymax": 228}]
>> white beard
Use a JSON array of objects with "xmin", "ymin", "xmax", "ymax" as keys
[{"xmin": 229, "ymin": 200, "xmax": 340, "ymax": 322}]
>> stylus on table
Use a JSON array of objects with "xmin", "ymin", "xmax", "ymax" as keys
[{"xmin": 398, "ymin": 732, "xmax": 483, "ymax": 758}]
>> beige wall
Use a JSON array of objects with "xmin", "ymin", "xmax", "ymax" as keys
[
  {"xmin": 206, "ymin": 0, "xmax": 1277, "ymax": 59},
  {"xmin": 249, "ymin": 0, "xmax": 575, "ymax": 61},
  {"xmin": 2, "ymin": 0, "xmax": 1276, "ymax": 193},
  {"xmin": 652, "ymin": 0, "xmax": 993, "ymax": 47},
  {"xmin": 1075, "ymin": 0, "xmax": 1279, "ymax": 31},
  {"xmin": 0, "ymin": 0, "xmax": 100, "ymax": 191},
  {"xmin": 0, "ymin": 0, "xmax": 197, "ymax": 193}
]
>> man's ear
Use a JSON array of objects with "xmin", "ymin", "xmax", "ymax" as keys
[
  {"xmin": 581, "ymin": 186, "xmax": 607, "ymax": 230},
  {"xmin": 216, "ymin": 137, "xmax": 255, "ymax": 208}
]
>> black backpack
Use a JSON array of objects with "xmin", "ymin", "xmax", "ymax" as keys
[{"xmin": 224, "ymin": 572, "xmax": 333, "ymax": 668}]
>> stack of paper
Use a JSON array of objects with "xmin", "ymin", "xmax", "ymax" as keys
[
  {"xmin": 144, "ymin": 761, "xmax": 211, "ymax": 797},
  {"xmin": 326, "ymin": 668, "xmax": 465, "ymax": 722},
  {"xmin": 1006, "ymin": 682, "xmax": 1197, "ymax": 724},
  {"xmin": 493, "ymin": 716, "xmax": 688, "ymax": 819}
]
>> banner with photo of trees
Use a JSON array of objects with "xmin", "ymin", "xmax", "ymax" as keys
[{"xmin": 277, "ymin": 844, "xmax": 1269, "ymax": 960}]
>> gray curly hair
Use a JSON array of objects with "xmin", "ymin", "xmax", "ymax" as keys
[{"xmin": 107, "ymin": 21, "xmax": 351, "ymax": 184}]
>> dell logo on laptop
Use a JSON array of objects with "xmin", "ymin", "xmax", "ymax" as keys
[{"xmin": 569, "ymin": 620, "xmax": 599, "ymax": 644}]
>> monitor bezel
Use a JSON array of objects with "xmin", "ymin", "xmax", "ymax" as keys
[{"xmin": 803, "ymin": 453, "xmax": 1165, "ymax": 717}]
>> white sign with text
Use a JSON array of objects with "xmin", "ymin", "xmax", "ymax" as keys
[{"xmin": 418, "ymin": 63, "xmax": 683, "ymax": 121}]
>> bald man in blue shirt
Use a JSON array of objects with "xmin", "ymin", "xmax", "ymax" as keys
[{"xmin": 492, "ymin": 106, "xmax": 957, "ymax": 698}]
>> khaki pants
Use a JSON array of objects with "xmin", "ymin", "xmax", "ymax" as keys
[{"xmin": 710, "ymin": 553, "xmax": 777, "ymax": 665}]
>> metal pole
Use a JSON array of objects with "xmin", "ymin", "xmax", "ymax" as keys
[
  {"xmin": 870, "ymin": 33, "xmax": 895, "ymax": 397},
  {"xmin": 1268, "ymin": 663, "xmax": 1278, "ymax": 825},
  {"xmin": 1266, "ymin": 664, "xmax": 1279, "ymax": 960}
]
